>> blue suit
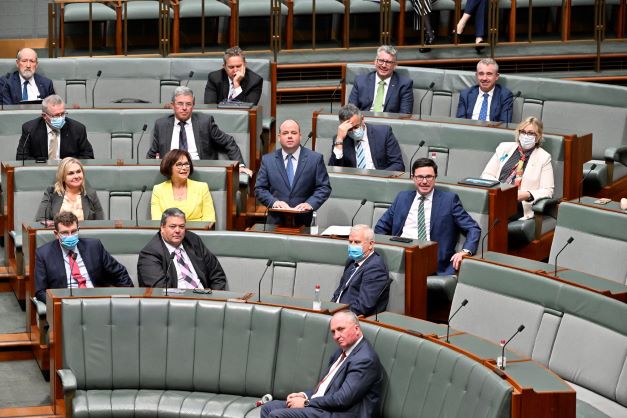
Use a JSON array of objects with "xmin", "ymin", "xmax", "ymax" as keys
[
  {"xmin": 348, "ymin": 72, "xmax": 414, "ymax": 114},
  {"xmin": 374, "ymin": 189, "xmax": 481, "ymax": 275},
  {"xmin": 35, "ymin": 238, "xmax": 133, "ymax": 303},
  {"xmin": 261, "ymin": 338, "xmax": 383, "ymax": 418},
  {"xmin": 255, "ymin": 146, "xmax": 331, "ymax": 226},
  {"xmin": 331, "ymin": 252, "xmax": 390, "ymax": 317},
  {"xmin": 2, "ymin": 71, "xmax": 55, "ymax": 105},
  {"xmin": 456, "ymin": 84, "xmax": 513, "ymax": 123},
  {"xmin": 328, "ymin": 124, "xmax": 405, "ymax": 171}
]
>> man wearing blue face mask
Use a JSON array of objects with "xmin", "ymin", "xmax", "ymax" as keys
[
  {"xmin": 328, "ymin": 104, "xmax": 404, "ymax": 172},
  {"xmin": 34, "ymin": 211, "xmax": 133, "ymax": 302},
  {"xmin": 16, "ymin": 95, "xmax": 94, "ymax": 161},
  {"xmin": 331, "ymin": 224, "xmax": 390, "ymax": 316}
]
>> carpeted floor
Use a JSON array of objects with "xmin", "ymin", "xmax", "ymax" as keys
[
  {"xmin": 0, "ymin": 359, "xmax": 50, "ymax": 407},
  {"xmin": 0, "ymin": 291, "xmax": 25, "ymax": 334}
]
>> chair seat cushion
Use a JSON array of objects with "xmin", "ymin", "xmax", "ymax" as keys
[
  {"xmin": 349, "ymin": 0, "xmax": 401, "ymax": 12},
  {"xmin": 180, "ymin": 0, "xmax": 232, "ymax": 17},
  {"xmin": 569, "ymin": 381, "xmax": 627, "ymax": 418},
  {"xmin": 427, "ymin": 274, "xmax": 457, "ymax": 302},
  {"xmin": 293, "ymin": 0, "xmax": 346, "ymax": 14},
  {"xmin": 72, "ymin": 389, "xmax": 261, "ymax": 417},
  {"xmin": 64, "ymin": 4, "xmax": 117, "ymax": 22},
  {"xmin": 508, "ymin": 218, "xmax": 535, "ymax": 246},
  {"xmin": 124, "ymin": 1, "xmax": 166, "ymax": 20},
  {"xmin": 238, "ymin": 0, "xmax": 288, "ymax": 16}
]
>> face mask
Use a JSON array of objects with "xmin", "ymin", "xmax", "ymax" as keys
[
  {"xmin": 519, "ymin": 134, "xmax": 536, "ymax": 150},
  {"xmin": 49, "ymin": 116, "xmax": 66, "ymax": 130},
  {"xmin": 348, "ymin": 244, "xmax": 364, "ymax": 261},
  {"xmin": 348, "ymin": 126, "xmax": 365, "ymax": 141},
  {"xmin": 60, "ymin": 234, "xmax": 79, "ymax": 250}
]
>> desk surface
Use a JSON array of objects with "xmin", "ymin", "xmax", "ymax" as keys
[
  {"xmin": 366, "ymin": 312, "xmax": 447, "ymax": 336},
  {"xmin": 501, "ymin": 360, "xmax": 574, "ymax": 392}
]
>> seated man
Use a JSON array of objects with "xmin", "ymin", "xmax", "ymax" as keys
[
  {"xmin": 2, "ymin": 47, "xmax": 55, "ymax": 105},
  {"xmin": 16, "ymin": 95, "xmax": 94, "ymax": 161},
  {"xmin": 204, "ymin": 46, "xmax": 263, "ymax": 105},
  {"xmin": 331, "ymin": 225, "xmax": 390, "ymax": 317},
  {"xmin": 375, "ymin": 158, "xmax": 481, "ymax": 275},
  {"xmin": 328, "ymin": 104, "xmax": 405, "ymax": 171},
  {"xmin": 255, "ymin": 119, "xmax": 331, "ymax": 227},
  {"xmin": 456, "ymin": 58, "xmax": 513, "ymax": 123},
  {"xmin": 348, "ymin": 45, "xmax": 413, "ymax": 114},
  {"xmin": 261, "ymin": 311, "xmax": 383, "ymax": 417},
  {"xmin": 137, "ymin": 207, "xmax": 227, "ymax": 290},
  {"xmin": 35, "ymin": 212, "xmax": 133, "ymax": 302},
  {"xmin": 147, "ymin": 86, "xmax": 252, "ymax": 176}
]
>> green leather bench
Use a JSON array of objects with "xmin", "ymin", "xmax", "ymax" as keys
[
  {"xmin": 53, "ymin": 298, "xmax": 513, "ymax": 417},
  {"xmin": 451, "ymin": 258, "xmax": 627, "ymax": 417}
]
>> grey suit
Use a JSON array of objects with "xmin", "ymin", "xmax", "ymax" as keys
[
  {"xmin": 146, "ymin": 113, "xmax": 245, "ymax": 164},
  {"xmin": 35, "ymin": 185, "xmax": 104, "ymax": 222}
]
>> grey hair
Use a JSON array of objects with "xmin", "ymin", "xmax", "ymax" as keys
[
  {"xmin": 351, "ymin": 224, "xmax": 374, "ymax": 242},
  {"xmin": 160, "ymin": 207, "xmax": 186, "ymax": 226},
  {"xmin": 42, "ymin": 94, "xmax": 64, "ymax": 114},
  {"xmin": 224, "ymin": 46, "xmax": 245, "ymax": 63},
  {"xmin": 171, "ymin": 86, "xmax": 194, "ymax": 102},
  {"xmin": 332, "ymin": 310, "xmax": 360, "ymax": 326},
  {"xmin": 338, "ymin": 103, "xmax": 361, "ymax": 122},
  {"xmin": 477, "ymin": 58, "xmax": 499, "ymax": 72},
  {"xmin": 16, "ymin": 48, "xmax": 37, "ymax": 61},
  {"xmin": 376, "ymin": 45, "xmax": 397, "ymax": 59}
]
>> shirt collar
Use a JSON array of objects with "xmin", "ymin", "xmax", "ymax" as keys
[
  {"xmin": 355, "ymin": 250, "xmax": 373, "ymax": 267},
  {"xmin": 480, "ymin": 87, "xmax": 495, "ymax": 97},
  {"xmin": 161, "ymin": 236, "xmax": 183, "ymax": 254},
  {"xmin": 344, "ymin": 336, "xmax": 364, "ymax": 357},
  {"xmin": 417, "ymin": 189, "xmax": 435, "ymax": 202},
  {"xmin": 282, "ymin": 146, "xmax": 301, "ymax": 161},
  {"xmin": 19, "ymin": 74, "xmax": 33, "ymax": 87},
  {"xmin": 175, "ymin": 116, "xmax": 189, "ymax": 126},
  {"xmin": 375, "ymin": 73, "xmax": 389, "ymax": 86}
]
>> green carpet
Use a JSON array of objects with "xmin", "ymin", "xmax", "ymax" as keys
[
  {"xmin": 0, "ymin": 292, "xmax": 25, "ymax": 334},
  {"xmin": 0, "ymin": 359, "xmax": 50, "ymax": 407}
]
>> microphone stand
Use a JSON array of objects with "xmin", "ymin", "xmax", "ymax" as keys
[
  {"xmin": 92, "ymin": 70, "xmax": 102, "ymax": 109},
  {"xmin": 480, "ymin": 218, "xmax": 500, "ymax": 259},
  {"xmin": 408, "ymin": 140, "xmax": 426, "ymax": 178},
  {"xmin": 418, "ymin": 82, "xmax": 435, "ymax": 120},
  {"xmin": 351, "ymin": 199, "xmax": 367, "ymax": 226},
  {"xmin": 257, "ymin": 259, "xmax": 273, "ymax": 302},
  {"xmin": 445, "ymin": 299, "xmax": 468, "ymax": 343},
  {"xmin": 578, "ymin": 164, "xmax": 597, "ymax": 203},
  {"xmin": 135, "ymin": 123, "xmax": 148, "ymax": 164},
  {"xmin": 553, "ymin": 237, "xmax": 574, "ymax": 276}
]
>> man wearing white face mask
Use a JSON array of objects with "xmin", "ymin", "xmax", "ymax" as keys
[
  {"xmin": 330, "ymin": 224, "xmax": 390, "ymax": 316},
  {"xmin": 328, "ymin": 104, "xmax": 405, "ymax": 172},
  {"xmin": 16, "ymin": 95, "xmax": 94, "ymax": 161},
  {"xmin": 481, "ymin": 116, "xmax": 555, "ymax": 219}
]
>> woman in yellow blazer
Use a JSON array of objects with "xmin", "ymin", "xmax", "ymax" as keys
[
  {"xmin": 481, "ymin": 116, "xmax": 554, "ymax": 220},
  {"xmin": 151, "ymin": 149, "xmax": 216, "ymax": 222}
]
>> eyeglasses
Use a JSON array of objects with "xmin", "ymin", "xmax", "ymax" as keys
[
  {"xmin": 174, "ymin": 101, "xmax": 193, "ymax": 108},
  {"xmin": 175, "ymin": 162, "xmax": 190, "ymax": 169},
  {"xmin": 376, "ymin": 58, "xmax": 396, "ymax": 66},
  {"xmin": 519, "ymin": 130, "xmax": 537, "ymax": 137},
  {"xmin": 413, "ymin": 175, "xmax": 435, "ymax": 182}
]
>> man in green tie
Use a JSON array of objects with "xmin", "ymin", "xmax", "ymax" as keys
[{"xmin": 347, "ymin": 45, "xmax": 414, "ymax": 114}]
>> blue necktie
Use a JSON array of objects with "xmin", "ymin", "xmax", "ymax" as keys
[
  {"xmin": 478, "ymin": 93, "xmax": 489, "ymax": 121},
  {"xmin": 178, "ymin": 121, "xmax": 188, "ymax": 150},
  {"xmin": 286, "ymin": 154, "xmax": 294, "ymax": 187},
  {"xmin": 356, "ymin": 140, "xmax": 366, "ymax": 169},
  {"xmin": 22, "ymin": 81, "xmax": 28, "ymax": 101}
]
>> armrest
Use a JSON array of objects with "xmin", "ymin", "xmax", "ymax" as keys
[
  {"xmin": 605, "ymin": 146, "xmax": 627, "ymax": 166},
  {"xmin": 532, "ymin": 197, "xmax": 559, "ymax": 217},
  {"xmin": 57, "ymin": 369, "xmax": 77, "ymax": 393},
  {"xmin": 31, "ymin": 297, "xmax": 47, "ymax": 318},
  {"xmin": 239, "ymin": 172, "xmax": 250, "ymax": 187}
]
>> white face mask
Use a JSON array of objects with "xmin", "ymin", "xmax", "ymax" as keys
[{"xmin": 519, "ymin": 134, "xmax": 537, "ymax": 150}]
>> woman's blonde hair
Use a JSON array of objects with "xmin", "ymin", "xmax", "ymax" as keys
[
  {"xmin": 54, "ymin": 157, "xmax": 86, "ymax": 196},
  {"xmin": 514, "ymin": 116, "xmax": 544, "ymax": 146}
]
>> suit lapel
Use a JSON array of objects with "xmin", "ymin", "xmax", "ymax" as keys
[
  {"xmin": 430, "ymin": 190, "xmax": 442, "ymax": 232},
  {"xmin": 292, "ymin": 147, "xmax": 309, "ymax": 189},
  {"xmin": 183, "ymin": 240, "xmax": 207, "ymax": 287},
  {"xmin": 469, "ymin": 87, "xmax": 480, "ymax": 116},
  {"xmin": 36, "ymin": 119, "xmax": 48, "ymax": 157},
  {"xmin": 366, "ymin": 72, "xmax": 376, "ymax": 108},
  {"xmin": 490, "ymin": 85, "xmax": 500, "ymax": 120},
  {"xmin": 274, "ymin": 150, "xmax": 290, "ymax": 188},
  {"xmin": 164, "ymin": 116, "xmax": 175, "ymax": 151},
  {"xmin": 190, "ymin": 113, "xmax": 203, "ymax": 157},
  {"xmin": 366, "ymin": 125, "xmax": 381, "ymax": 168},
  {"xmin": 343, "ymin": 137, "xmax": 356, "ymax": 167},
  {"xmin": 76, "ymin": 240, "xmax": 95, "ymax": 285},
  {"xmin": 221, "ymin": 71, "xmax": 230, "ymax": 101},
  {"xmin": 384, "ymin": 73, "xmax": 398, "ymax": 110}
]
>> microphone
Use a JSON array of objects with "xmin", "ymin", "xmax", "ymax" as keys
[
  {"xmin": 499, "ymin": 324, "xmax": 525, "ymax": 370},
  {"xmin": 445, "ymin": 298, "xmax": 468, "ymax": 343},
  {"xmin": 153, "ymin": 252, "xmax": 176, "ymax": 295},
  {"xmin": 330, "ymin": 78, "xmax": 344, "ymax": 113},
  {"xmin": 374, "ymin": 278, "xmax": 393, "ymax": 322},
  {"xmin": 578, "ymin": 163, "xmax": 597, "ymax": 203},
  {"xmin": 350, "ymin": 198, "xmax": 367, "ymax": 226},
  {"xmin": 262, "ymin": 206, "xmax": 270, "ymax": 231},
  {"xmin": 135, "ymin": 185, "xmax": 147, "ymax": 227},
  {"xmin": 257, "ymin": 259, "xmax": 273, "ymax": 302},
  {"xmin": 21, "ymin": 130, "xmax": 32, "ymax": 166},
  {"xmin": 506, "ymin": 90, "xmax": 522, "ymax": 126},
  {"xmin": 418, "ymin": 82, "xmax": 435, "ymax": 120},
  {"xmin": 480, "ymin": 218, "xmax": 500, "ymax": 259},
  {"xmin": 553, "ymin": 236, "xmax": 574, "ymax": 276},
  {"xmin": 135, "ymin": 123, "xmax": 148, "ymax": 164},
  {"xmin": 408, "ymin": 140, "xmax": 426, "ymax": 178},
  {"xmin": 184, "ymin": 70, "xmax": 194, "ymax": 87},
  {"xmin": 91, "ymin": 70, "xmax": 102, "ymax": 108},
  {"xmin": 301, "ymin": 131, "xmax": 313, "ymax": 150},
  {"xmin": 68, "ymin": 252, "xmax": 78, "ymax": 297},
  {"xmin": 255, "ymin": 394, "xmax": 273, "ymax": 407}
]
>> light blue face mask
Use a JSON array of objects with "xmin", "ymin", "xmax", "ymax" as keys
[
  {"xmin": 60, "ymin": 234, "xmax": 79, "ymax": 250},
  {"xmin": 348, "ymin": 125, "xmax": 365, "ymax": 141},
  {"xmin": 348, "ymin": 244, "xmax": 364, "ymax": 261},
  {"xmin": 49, "ymin": 116, "xmax": 66, "ymax": 130}
]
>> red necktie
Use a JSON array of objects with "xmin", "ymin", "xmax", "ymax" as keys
[{"xmin": 68, "ymin": 250, "xmax": 87, "ymax": 288}]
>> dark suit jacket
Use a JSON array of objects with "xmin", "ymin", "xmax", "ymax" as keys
[
  {"xmin": 374, "ymin": 189, "xmax": 481, "ymax": 275},
  {"xmin": 2, "ymin": 72, "xmax": 55, "ymax": 105},
  {"xmin": 16, "ymin": 117, "xmax": 94, "ymax": 160},
  {"xmin": 348, "ymin": 71, "xmax": 414, "ymax": 114},
  {"xmin": 456, "ymin": 84, "xmax": 513, "ymax": 123},
  {"xmin": 146, "ymin": 113, "xmax": 245, "ymax": 164},
  {"xmin": 328, "ymin": 124, "xmax": 405, "ymax": 171},
  {"xmin": 137, "ymin": 230, "xmax": 227, "ymax": 290},
  {"xmin": 331, "ymin": 251, "xmax": 390, "ymax": 317},
  {"xmin": 254, "ymin": 147, "xmax": 331, "ymax": 226},
  {"xmin": 35, "ymin": 185, "xmax": 104, "ymax": 222},
  {"xmin": 35, "ymin": 238, "xmax": 133, "ymax": 302},
  {"xmin": 204, "ymin": 68, "xmax": 263, "ymax": 105}
]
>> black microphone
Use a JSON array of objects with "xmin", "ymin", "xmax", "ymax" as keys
[
  {"xmin": 506, "ymin": 90, "xmax": 521, "ymax": 127},
  {"xmin": 68, "ymin": 252, "xmax": 78, "ymax": 297},
  {"xmin": 153, "ymin": 252, "xmax": 176, "ymax": 295},
  {"xmin": 578, "ymin": 163, "xmax": 597, "ymax": 203},
  {"xmin": 408, "ymin": 140, "xmax": 426, "ymax": 178},
  {"xmin": 262, "ymin": 206, "xmax": 270, "ymax": 231},
  {"xmin": 20, "ymin": 130, "xmax": 32, "ymax": 166},
  {"xmin": 184, "ymin": 70, "xmax": 194, "ymax": 87},
  {"xmin": 418, "ymin": 82, "xmax": 435, "ymax": 120},
  {"xmin": 257, "ymin": 259, "xmax": 273, "ymax": 302},
  {"xmin": 351, "ymin": 198, "xmax": 367, "ymax": 226},
  {"xmin": 445, "ymin": 298, "xmax": 468, "ymax": 343},
  {"xmin": 1, "ymin": 72, "xmax": 11, "ymax": 110},
  {"xmin": 91, "ymin": 70, "xmax": 102, "ymax": 108},
  {"xmin": 500, "ymin": 324, "xmax": 525, "ymax": 370},
  {"xmin": 553, "ymin": 236, "xmax": 574, "ymax": 276},
  {"xmin": 330, "ymin": 78, "xmax": 344, "ymax": 113},
  {"xmin": 135, "ymin": 123, "xmax": 148, "ymax": 164},
  {"xmin": 135, "ymin": 185, "xmax": 147, "ymax": 227},
  {"xmin": 301, "ymin": 131, "xmax": 313, "ymax": 150},
  {"xmin": 374, "ymin": 278, "xmax": 393, "ymax": 322},
  {"xmin": 480, "ymin": 218, "xmax": 500, "ymax": 259}
]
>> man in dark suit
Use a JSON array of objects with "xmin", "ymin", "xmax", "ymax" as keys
[
  {"xmin": 35, "ymin": 212, "xmax": 133, "ymax": 302},
  {"xmin": 147, "ymin": 86, "xmax": 252, "ymax": 176},
  {"xmin": 375, "ymin": 158, "xmax": 481, "ymax": 275},
  {"xmin": 331, "ymin": 225, "xmax": 390, "ymax": 317},
  {"xmin": 2, "ymin": 48, "xmax": 55, "ymax": 105},
  {"xmin": 204, "ymin": 46, "xmax": 263, "ymax": 105},
  {"xmin": 329, "ymin": 104, "xmax": 405, "ymax": 171},
  {"xmin": 137, "ymin": 207, "xmax": 227, "ymax": 290},
  {"xmin": 456, "ymin": 58, "xmax": 513, "ymax": 123},
  {"xmin": 348, "ymin": 45, "xmax": 413, "ymax": 114},
  {"xmin": 261, "ymin": 311, "xmax": 383, "ymax": 418},
  {"xmin": 16, "ymin": 95, "xmax": 94, "ymax": 161},
  {"xmin": 255, "ymin": 119, "xmax": 331, "ymax": 226}
]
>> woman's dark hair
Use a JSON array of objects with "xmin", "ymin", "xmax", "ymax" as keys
[{"xmin": 160, "ymin": 149, "xmax": 194, "ymax": 178}]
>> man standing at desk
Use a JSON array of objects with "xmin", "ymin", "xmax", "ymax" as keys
[
  {"xmin": 2, "ymin": 48, "xmax": 55, "ymax": 105},
  {"xmin": 204, "ymin": 46, "xmax": 263, "ymax": 105},
  {"xmin": 328, "ymin": 104, "xmax": 404, "ymax": 171},
  {"xmin": 137, "ymin": 207, "xmax": 226, "ymax": 290},
  {"xmin": 35, "ymin": 212, "xmax": 133, "ymax": 302},
  {"xmin": 255, "ymin": 119, "xmax": 331, "ymax": 226}
]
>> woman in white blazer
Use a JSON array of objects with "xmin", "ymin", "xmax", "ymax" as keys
[{"xmin": 481, "ymin": 117, "xmax": 554, "ymax": 219}]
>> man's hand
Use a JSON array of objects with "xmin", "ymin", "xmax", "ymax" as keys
[
  {"xmin": 232, "ymin": 65, "xmax": 246, "ymax": 88},
  {"xmin": 336, "ymin": 119, "xmax": 354, "ymax": 144},
  {"xmin": 239, "ymin": 166, "xmax": 253, "ymax": 177},
  {"xmin": 286, "ymin": 395, "xmax": 306, "ymax": 409},
  {"xmin": 294, "ymin": 202, "xmax": 313, "ymax": 211},
  {"xmin": 286, "ymin": 392, "xmax": 305, "ymax": 401},
  {"xmin": 272, "ymin": 201, "xmax": 290, "ymax": 209},
  {"xmin": 450, "ymin": 251, "xmax": 469, "ymax": 270}
]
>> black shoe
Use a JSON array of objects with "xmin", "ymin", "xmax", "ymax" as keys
[
  {"xmin": 475, "ymin": 45, "xmax": 485, "ymax": 54},
  {"xmin": 419, "ymin": 30, "xmax": 435, "ymax": 53}
]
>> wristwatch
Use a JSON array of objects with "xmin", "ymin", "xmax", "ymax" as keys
[
  {"xmin": 303, "ymin": 400, "xmax": 310, "ymax": 407},
  {"xmin": 526, "ymin": 192, "xmax": 534, "ymax": 202},
  {"xmin": 333, "ymin": 141, "xmax": 343, "ymax": 146},
  {"xmin": 462, "ymin": 249, "xmax": 472, "ymax": 256}
]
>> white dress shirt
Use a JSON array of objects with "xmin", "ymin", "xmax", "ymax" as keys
[
  {"xmin": 228, "ymin": 78, "xmax": 242, "ymax": 101},
  {"xmin": 19, "ymin": 75, "xmax": 39, "ymax": 101},
  {"xmin": 471, "ymin": 87, "xmax": 494, "ymax": 121},
  {"xmin": 401, "ymin": 189, "xmax": 434, "ymax": 240},
  {"xmin": 170, "ymin": 118, "xmax": 199, "ymax": 160},
  {"xmin": 61, "ymin": 244, "xmax": 94, "ymax": 288}
]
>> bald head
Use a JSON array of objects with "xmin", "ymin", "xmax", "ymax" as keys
[{"xmin": 278, "ymin": 119, "xmax": 302, "ymax": 153}]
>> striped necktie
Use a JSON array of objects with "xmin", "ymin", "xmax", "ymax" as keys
[
  {"xmin": 175, "ymin": 248, "xmax": 199, "ymax": 288},
  {"xmin": 355, "ymin": 140, "xmax": 366, "ymax": 169},
  {"xmin": 416, "ymin": 196, "xmax": 427, "ymax": 241}
]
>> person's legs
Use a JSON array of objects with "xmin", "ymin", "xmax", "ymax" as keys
[{"xmin": 261, "ymin": 400, "xmax": 327, "ymax": 418}]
